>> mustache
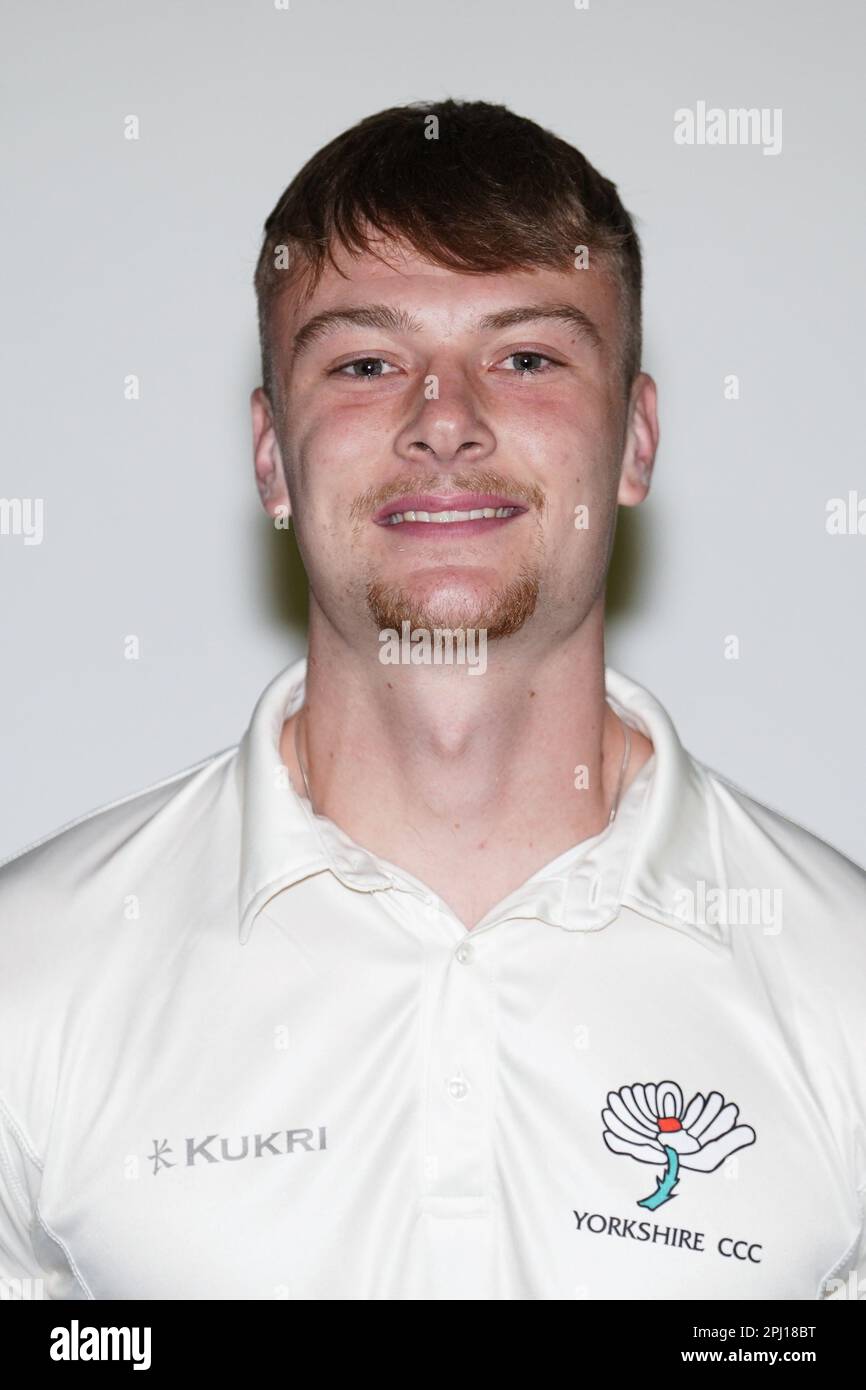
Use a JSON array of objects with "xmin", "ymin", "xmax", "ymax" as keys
[{"xmin": 349, "ymin": 469, "xmax": 546, "ymax": 524}]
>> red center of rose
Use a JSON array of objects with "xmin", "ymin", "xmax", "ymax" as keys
[{"xmin": 657, "ymin": 1118, "xmax": 682, "ymax": 1133}]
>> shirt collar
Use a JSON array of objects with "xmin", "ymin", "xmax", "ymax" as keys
[{"xmin": 236, "ymin": 657, "xmax": 728, "ymax": 951}]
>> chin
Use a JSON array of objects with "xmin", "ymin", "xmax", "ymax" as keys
[{"xmin": 365, "ymin": 567, "xmax": 539, "ymax": 640}]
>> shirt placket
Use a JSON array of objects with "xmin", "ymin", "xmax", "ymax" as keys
[
  {"xmin": 408, "ymin": 892, "xmax": 499, "ymax": 1297},
  {"xmin": 420, "ymin": 899, "xmax": 496, "ymax": 1210}
]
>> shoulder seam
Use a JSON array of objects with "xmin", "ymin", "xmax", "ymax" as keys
[
  {"xmin": 0, "ymin": 1092, "xmax": 94, "ymax": 1298},
  {"xmin": 0, "ymin": 744, "xmax": 238, "ymax": 874},
  {"xmin": 702, "ymin": 762, "xmax": 866, "ymax": 872},
  {"xmin": 34, "ymin": 1204, "xmax": 95, "ymax": 1299},
  {"xmin": 0, "ymin": 1092, "xmax": 44, "ymax": 1226}
]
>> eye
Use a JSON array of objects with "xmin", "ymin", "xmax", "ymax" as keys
[
  {"xmin": 331, "ymin": 357, "xmax": 399, "ymax": 380},
  {"xmin": 497, "ymin": 350, "xmax": 562, "ymax": 375}
]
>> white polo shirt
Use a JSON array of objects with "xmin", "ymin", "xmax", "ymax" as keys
[{"xmin": 0, "ymin": 656, "xmax": 864, "ymax": 1302}]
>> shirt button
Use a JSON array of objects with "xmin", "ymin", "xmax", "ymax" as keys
[
  {"xmin": 455, "ymin": 942, "xmax": 473, "ymax": 964},
  {"xmin": 447, "ymin": 1075, "xmax": 468, "ymax": 1100}
]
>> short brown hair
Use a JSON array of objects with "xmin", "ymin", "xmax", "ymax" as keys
[{"xmin": 254, "ymin": 98, "xmax": 642, "ymax": 406}]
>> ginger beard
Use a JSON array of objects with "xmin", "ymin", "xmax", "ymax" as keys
[
  {"xmin": 365, "ymin": 559, "xmax": 540, "ymax": 639},
  {"xmin": 356, "ymin": 471, "xmax": 547, "ymax": 640}
]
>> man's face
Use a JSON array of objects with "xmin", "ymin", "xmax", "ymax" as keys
[{"xmin": 252, "ymin": 238, "xmax": 657, "ymax": 651}]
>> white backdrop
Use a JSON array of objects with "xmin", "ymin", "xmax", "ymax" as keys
[{"xmin": 2, "ymin": 0, "xmax": 864, "ymax": 866}]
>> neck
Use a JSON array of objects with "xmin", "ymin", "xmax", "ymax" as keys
[{"xmin": 279, "ymin": 600, "xmax": 654, "ymax": 928}]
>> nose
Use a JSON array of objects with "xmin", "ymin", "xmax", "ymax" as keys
[{"xmin": 393, "ymin": 368, "xmax": 496, "ymax": 468}]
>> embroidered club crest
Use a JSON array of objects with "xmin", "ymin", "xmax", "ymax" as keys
[{"xmin": 602, "ymin": 1080, "xmax": 756, "ymax": 1210}]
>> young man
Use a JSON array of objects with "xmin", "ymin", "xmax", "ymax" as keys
[{"xmin": 0, "ymin": 100, "xmax": 864, "ymax": 1302}]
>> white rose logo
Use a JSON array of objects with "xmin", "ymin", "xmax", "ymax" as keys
[{"xmin": 602, "ymin": 1079, "xmax": 756, "ymax": 1210}]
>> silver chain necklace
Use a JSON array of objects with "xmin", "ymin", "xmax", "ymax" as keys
[
  {"xmin": 294, "ymin": 704, "xmax": 632, "ymax": 826},
  {"xmin": 607, "ymin": 714, "xmax": 632, "ymax": 825}
]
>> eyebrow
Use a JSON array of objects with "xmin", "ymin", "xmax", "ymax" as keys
[{"xmin": 290, "ymin": 301, "xmax": 604, "ymax": 361}]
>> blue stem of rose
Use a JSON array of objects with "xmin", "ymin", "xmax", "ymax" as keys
[{"xmin": 637, "ymin": 1145, "xmax": 680, "ymax": 1209}]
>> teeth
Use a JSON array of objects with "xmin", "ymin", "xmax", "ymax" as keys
[{"xmin": 385, "ymin": 506, "xmax": 519, "ymax": 525}]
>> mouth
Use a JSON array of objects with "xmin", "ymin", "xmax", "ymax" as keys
[{"xmin": 373, "ymin": 492, "xmax": 528, "ymax": 535}]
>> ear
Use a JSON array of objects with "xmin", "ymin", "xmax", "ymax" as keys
[
  {"xmin": 617, "ymin": 372, "xmax": 660, "ymax": 507},
  {"xmin": 251, "ymin": 386, "xmax": 291, "ymax": 522}
]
